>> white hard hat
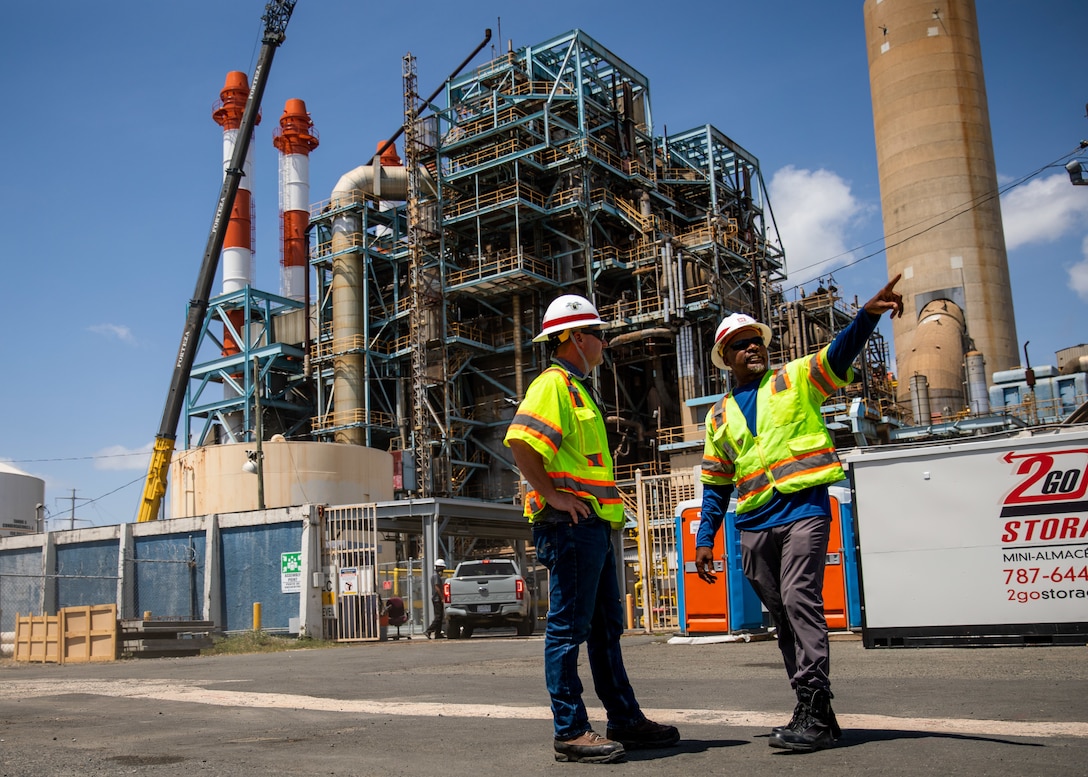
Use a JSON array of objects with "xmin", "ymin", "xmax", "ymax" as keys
[
  {"xmin": 533, "ymin": 294, "xmax": 606, "ymax": 342},
  {"xmin": 711, "ymin": 313, "xmax": 772, "ymax": 370},
  {"xmin": 435, "ymin": 558, "xmax": 446, "ymax": 567}
]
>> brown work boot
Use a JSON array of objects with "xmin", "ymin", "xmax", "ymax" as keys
[{"xmin": 553, "ymin": 730, "xmax": 626, "ymax": 763}]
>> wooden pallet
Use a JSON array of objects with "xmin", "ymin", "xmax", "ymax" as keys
[
  {"xmin": 13, "ymin": 613, "xmax": 61, "ymax": 663},
  {"xmin": 118, "ymin": 619, "xmax": 215, "ymax": 658},
  {"xmin": 63, "ymin": 604, "xmax": 118, "ymax": 663}
]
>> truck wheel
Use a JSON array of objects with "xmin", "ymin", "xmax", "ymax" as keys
[
  {"xmin": 446, "ymin": 619, "xmax": 461, "ymax": 639},
  {"xmin": 516, "ymin": 617, "xmax": 534, "ymax": 637},
  {"xmin": 461, "ymin": 625, "xmax": 474, "ymax": 639}
]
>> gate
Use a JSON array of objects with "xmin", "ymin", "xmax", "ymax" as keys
[
  {"xmin": 321, "ymin": 504, "xmax": 381, "ymax": 642},
  {"xmin": 629, "ymin": 469, "xmax": 696, "ymax": 633}
]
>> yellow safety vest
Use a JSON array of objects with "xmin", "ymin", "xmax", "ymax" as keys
[
  {"xmin": 504, "ymin": 365, "xmax": 624, "ymax": 527},
  {"xmin": 701, "ymin": 347, "xmax": 851, "ymax": 514}
]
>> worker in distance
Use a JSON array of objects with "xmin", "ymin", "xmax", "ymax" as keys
[
  {"xmin": 505, "ymin": 294, "xmax": 680, "ymax": 764},
  {"xmin": 695, "ymin": 275, "xmax": 903, "ymax": 752}
]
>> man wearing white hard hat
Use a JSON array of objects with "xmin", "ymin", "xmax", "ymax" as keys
[
  {"xmin": 695, "ymin": 276, "xmax": 903, "ymax": 752},
  {"xmin": 504, "ymin": 294, "xmax": 679, "ymax": 764}
]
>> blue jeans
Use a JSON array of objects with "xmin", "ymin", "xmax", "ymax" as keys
[{"xmin": 533, "ymin": 517, "xmax": 643, "ymax": 740}]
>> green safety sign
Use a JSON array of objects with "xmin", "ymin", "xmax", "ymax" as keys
[
  {"xmin": 281, "ymin": 552, "xmax": 302, "ymax": 593},
  {"xmin": 281, "ymin": 552, "xmax": 302, "ymax": 574}
]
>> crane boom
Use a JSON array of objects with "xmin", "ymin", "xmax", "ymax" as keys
[{"xmin": 137, "ymin": 0, "xmax": 297, "ymax": 522}]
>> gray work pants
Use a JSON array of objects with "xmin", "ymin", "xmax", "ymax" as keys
[{"xmin": 741, "ymin": 515, "xmax": 831, "ymax": 690}]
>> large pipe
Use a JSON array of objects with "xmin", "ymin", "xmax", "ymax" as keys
[
  {"xmin": 327, "ymin": 30, "xmax": 491, "ymax": 445},
  {"xmin": 273, "ymin": 98, "xmax": 319, "ymax": 301},
  {"xmin": 965, "ymin": 350, "xmax": 990, "ymax": 415},
  {"xmin": 329, "ymin": 146, "xmax": 409, "ymax": 445},
  {"xmin": 909, "ymin": 373, "xmax": 932, "ymax": 425}
]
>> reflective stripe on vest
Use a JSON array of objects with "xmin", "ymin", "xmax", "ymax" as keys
[{"xmin": 700, "ymin": 396, "xmax": 737, "ymax": 481}]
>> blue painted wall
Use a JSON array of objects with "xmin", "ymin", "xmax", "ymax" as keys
[
  {"xmin": 56, "ymin": 539, "xmax": 117, "ymax": 611},
  {"xmin": 0, "ymin": 549, "xmax": 44, "ymax": 631},
  {"xmin": 220, "ymin": 523, "xmax": 301, "ymax": 631},
  {"xmin": 133, "ymin": 533, "xmax": 206, "ymax": 620}
]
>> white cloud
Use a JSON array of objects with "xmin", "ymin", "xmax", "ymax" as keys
[
  {"xmin": 93, "ymin": 443, "xmax": 153, "ymax": 471},
  {"xmin": 88, "ymin": 323, "xmax": 136, "ymax": 345},
  {"xmin": 767, "ymin": 166, "xmax": 867, "ymax": 287},
  {"xmin": 1070, "ymin": 235, "xmax": 1088, "ymax": 302},
  {"xmin": 1001, "ymin": 173, "xmax": 1088, "ymax": 250}
]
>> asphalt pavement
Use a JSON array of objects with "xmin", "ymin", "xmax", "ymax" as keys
[{"xmin": 2, "ymin": 630, "xmax": 1086, "ymax": 777}]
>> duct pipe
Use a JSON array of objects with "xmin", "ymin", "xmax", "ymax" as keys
[
  {"xmin": 910, "ymin": 373, "xmax": 932, "ymax": 426},
  {"xmin": 659, "ymin": 239, "xmax": 672, "ymax": 323},
  {"xmin": 513, "ymin": 295, "xmax": 524, "ymax": 399},
  {"xmin": 273, "ymin": 98, "xmax": 319, "ymax": 301},
  {"xmin": 608, "ymin": 328, "xmax": 675, "ymax": 347},
  {"xmin": 329, "ymin": 146, "xmax": 409, "ymax": 445},
  {"xmin": 965, "ymin": 350, "xmax": 990, "ymax": 416}
]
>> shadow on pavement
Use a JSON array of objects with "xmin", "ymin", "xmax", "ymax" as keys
[
  {"xmin": 625, "ymin": 738, "xmax": 750, "ymax": 761},
  {"xmin": 755, "ymin": 729, "xmax": 1045, "ymax": 753}
]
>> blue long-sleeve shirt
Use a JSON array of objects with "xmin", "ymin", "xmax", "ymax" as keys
[{"xmin": 696, "ymin": 310, "xmax": 879, "ymax": 547}]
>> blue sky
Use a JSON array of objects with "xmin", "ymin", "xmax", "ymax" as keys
[{"xmin": 1, "ymin": 1, "xmax": 1085, "ymax": 528}]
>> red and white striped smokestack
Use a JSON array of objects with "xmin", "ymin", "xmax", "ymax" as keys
[
  {"xmin": 273, "ymin": 99, "xmax": 319, "ymax": 302},
  {"xmin": 212, "ymin": 71, "xmax": 260, "ymax": 357}
]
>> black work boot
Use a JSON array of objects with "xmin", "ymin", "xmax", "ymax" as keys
[
  {"xmin": 771, "ymin": 697, "xmax": 806, "ymax": 735},
  {"xmin": 768, "ymin": 687, "xmax": 840, "ymax": 752},
  {"xmin": 772, "ymin": 687, "xmax": 842, "ymax": 737}
]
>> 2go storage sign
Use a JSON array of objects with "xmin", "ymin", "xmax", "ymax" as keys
[
  {"xmin": 999, "ymin": 447, "xmax": 1088, "ymax": 608},
  {"xmin": 847, "ymin": 428, "xmax": 1088, "ymax": 636}
]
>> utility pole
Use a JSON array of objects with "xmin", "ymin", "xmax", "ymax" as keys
[{"xmin": 59, "ymin": 489, "xmax": 90, "ymax": 531}]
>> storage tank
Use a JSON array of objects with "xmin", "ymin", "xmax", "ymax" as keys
[
  {"xmin": 168, "ymin": 441, "xmax": 394, "ymax": 518},
  {"xmin": 864, "ymin": 0, "xmax": 1019, "ymax": 411},
  {"xmin": 0, "ymin": 462, "xmax": 44, "ymax": 536}
]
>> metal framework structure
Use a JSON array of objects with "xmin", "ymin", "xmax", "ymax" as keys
[
  {"xmin": 301, "ymin": 29, "xmax": 787, "ymax": 501},
  {"xmin": 183, "ymin": 286, "xmax": 310, "ymax": 448},
  {"xmin": 184, "ymin": 29, "xmax": 898, "ymax": 510}
]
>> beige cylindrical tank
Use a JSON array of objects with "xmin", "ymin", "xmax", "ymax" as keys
[
  {"xmin": 910, "ymin": 299, "xmax": 968, "ymax": 418},
  {"xmin": 864, "ymin": 0, "xmax": 1018, "ymax": 410},
  {"xmin": 168, "ymin": 441, "xmax": 394, "ymax": 518}
]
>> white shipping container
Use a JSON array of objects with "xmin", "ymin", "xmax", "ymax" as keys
[{"xmin": 842, "ymin": 425, "xmax": 1088, "ymax": 647}]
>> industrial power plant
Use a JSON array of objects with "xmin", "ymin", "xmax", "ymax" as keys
[
  {"xmin": 2, "ymin": 0, "xmax": 1086, "ymax": 652},
  {"xmin": 149, "ymin": 0, "xmax": 1085, "ymax": 520}
]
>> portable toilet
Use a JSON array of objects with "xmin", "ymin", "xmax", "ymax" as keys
[
  {"xmin": 826, "ymin": 485, "xmax": 862, "ymax": 630},
  {"xmin": 676, "ymin": 486, "xmax": 862, "ymax": 635},
  {"xmin": 675, "ymin": 498, "xmax": 762, "ymax": 634}
]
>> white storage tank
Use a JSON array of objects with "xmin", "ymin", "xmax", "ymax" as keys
[{"xmin": 0, "ymin": 462, "xmax": 45, "ymax": 536}]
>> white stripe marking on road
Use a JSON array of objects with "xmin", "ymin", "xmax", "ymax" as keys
[{"xmin": 2, "ymin": 679, "xmax": 1085, "ymax": 740}]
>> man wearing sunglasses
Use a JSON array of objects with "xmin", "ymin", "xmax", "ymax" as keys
[
  {"xmin": 695, "ymin": 276, "xmax": 903, "ymax": 753},
  {"xmin": 505, "ymin": 293, "xmax": 679, "ymax": 764}
]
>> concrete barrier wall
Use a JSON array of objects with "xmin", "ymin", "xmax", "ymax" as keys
[{"xmin": 0, "ymin": 505, "xmax": 322, "ymax": 637}]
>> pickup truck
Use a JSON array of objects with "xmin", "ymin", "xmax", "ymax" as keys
[{"xmin": 443, "ymin": 558, "xmax": 535, "ymax": 638}]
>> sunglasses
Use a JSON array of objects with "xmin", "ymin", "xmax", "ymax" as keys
[
  {"xmin": 581, "ymin": 329, "xmax": 606, "ymax": 342},
  {"xmin": 728, "ymin": 335, "xmax": 765, "ymax": 352}
]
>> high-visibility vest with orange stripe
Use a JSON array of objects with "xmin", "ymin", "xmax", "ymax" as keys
[
  {"xmin": 700, "ymin": 346, "xmax": 851, "ymax": 514},
  {"xmin": 504, "ymin": 365, "xmax": 624, "ymax": 527}
]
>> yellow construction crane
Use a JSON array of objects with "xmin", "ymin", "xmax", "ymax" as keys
[{"xmin": 137, "ymin": 1, "xmax": 297, "ymax": 522}]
